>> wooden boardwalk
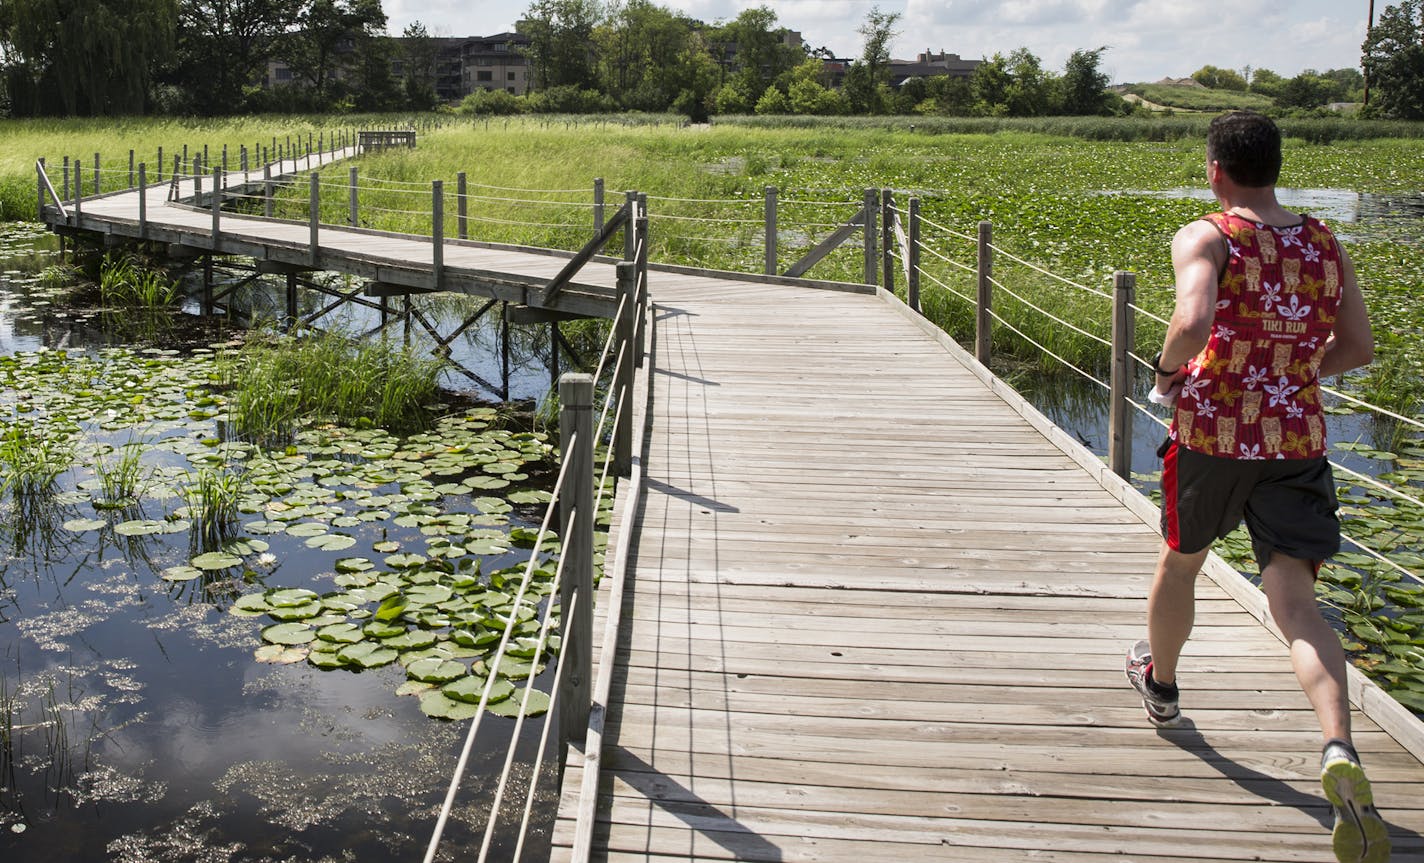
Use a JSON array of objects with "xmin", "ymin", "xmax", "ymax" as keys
[
  {"xmin": 48, "ymin": 151, "xmax": 620, "ymax": 319},
  {"xmin": 552, "ymin": 273, "xmax": 1424, "ymax": 861},
  {"xmin": 40, "ymin": 152, "xmax": 1424, "ymax": 861}
]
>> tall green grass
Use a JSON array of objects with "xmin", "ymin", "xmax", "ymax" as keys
[
  {"xmin": 218, "ymin": 328, "xmax": 445, "ymax": 442},
  {"xmin": 97, "ymin": 253, "xmax": 180, "ymax": 307}
]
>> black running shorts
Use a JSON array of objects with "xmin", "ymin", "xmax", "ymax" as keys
[{"xmin": 1159, "ymin": 439, "xmax": 1340, "ymax": 571}]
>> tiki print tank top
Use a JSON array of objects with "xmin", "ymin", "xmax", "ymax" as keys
[{"xmin": 1170, "ymin": 212, "xmax": 1343, "ymax": 460}]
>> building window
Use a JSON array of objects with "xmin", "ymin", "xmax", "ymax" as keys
[
  {"xmin": 477, "ymin": 71, "xmax": 493, "ymax": 82},
  {"xmin": 494, "ymin": 43, "xmax": 507, "ymax": 52},
  {"xmin": 507, "ymin": 72, "xmax": 516, "ymax": 81},
  {"xmin": 275, "ymin": 67, "xmax": 293, "ymax": 81}
]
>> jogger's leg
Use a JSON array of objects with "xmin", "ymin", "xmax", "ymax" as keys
[
  {"xmin": 1147, "ymin": 543, "xmax": 1209, "ymax": 686},
  {"xmin": 1259, "ymin": 552, "xmax": 1350, "ymax": 742}
]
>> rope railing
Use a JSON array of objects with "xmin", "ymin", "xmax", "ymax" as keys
[
  {"xmin": 988, "ymin": 274, "xmax": 1113, "ymax": 349},
  {"xmin": 983, "ymin": 305, "xmax": 1111, "ymax": 391},
  {"xmin": 986, "ymin": 241, "xmax": 1113, "ymax": 300},
  {"xmin": 421, "ymin": 429, "xmax": 580, "ymax": 863}
]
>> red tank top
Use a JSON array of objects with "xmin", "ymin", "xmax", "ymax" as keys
[{"xmin": 1170, "ymin": 212, "xmax": 1342, "ymax": 460}]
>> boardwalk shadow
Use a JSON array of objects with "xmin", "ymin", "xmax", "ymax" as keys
[
  {"xmin": 609, "ymin": 746, "xmax": 784, "ymax": 861},
  {"xmin": 655, "ymin": 368, "xmax": 720, "ymax": 386},
  {"xmin": 1160, "ymin": 719, "xmax": 1424, "ymax": 850},
  {"xmin": 646, "ymin": 478, "xmax": 740, "ymax": 513}
]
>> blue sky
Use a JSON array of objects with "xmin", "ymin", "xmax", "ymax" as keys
[{"xmin": 387, "ymin": 0, "xmax": 1372, "ymax": 84}]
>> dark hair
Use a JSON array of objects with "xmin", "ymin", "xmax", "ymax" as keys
[{"xmin": 1207, "ymin": 111, "xmax": 1282, "ymax": 187}]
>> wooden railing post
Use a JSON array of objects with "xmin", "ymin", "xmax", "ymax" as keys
[
  {"xmin": 93, "ymin": 152, "xmax": 99, "ymax": 196},
  {"xmin": 623, "ymin": 190, "xmax": 638, "ymax": 261},
  {"xmin": 349, "ymin": 167, "xmax": 359, "ymax": 227},
  {"xmin": 863, "ymin": 188, "xmax": 878, "ymax": 286},
  {"xmin": 558, "ymin": 372, "xmax": 594, "ymax": 755},
  {"xmin": 211, "ymin": 167, "xmax": 222, "ymax": 250},
  {"xmin": 62, "ymin": 156, "xmax": 70, "ymax": 202},
  {"xmin": 614, "ymin": 262, "xmax": 636, "ymax": 477},
  {"xmin": 157, "ymin": 146, "xmax": 163, "ymax": 182},
  {"xmin": 634, "ymin": 208, "xmax": 648, "ymax": 368},
  {"xmin": 263, "ymin": 163, "xmax": 274, "ymax": 218},
  {"xmin": 128, "ymin": 150, "xmax": 135, "ymax": 188},
  {"xmin": 976, "ymin": 220, "xmax": 993, "ymax": 366},
  {"xmin": 222, "ymin": 144, "xmax": 228, "ymax": 173},
  {"xmin": 138, "ymin": 163, "xmax": 147, "ymax": 237},
  {"xmin": 1110, "ymin": 271, "xmax": 1137, "ymax": 480},
  {"xmin": 36, "ymin": 158, "xmax": 44, "ymax": 222},
  {"xmin": 593, "ymin": 178, "xmax": 605, "ymax": 237},
  {"xmin": 881, "ymin": 188, "xmax": 895, "ymax": 294},
  {"xmin": 194, "ymin": 155, "xmax": 203, "ymax": 204},
  {"xmin": 309, "ymin": 172, "xmax": 320, "ymax": 268},
  {"xmin": 457, "ymin": 172, "xmax": 468, "ymax": 240},
  {"xmin": 432, "ymin": 180, "xmax": 444, "ymax": 287},
  {"xmin": 764, "ymin": 186, "xmax": 777, "ymax": 276},
  {"xmin": 908, "ymin": 198, "xmax": 921, "ymax": 314},
  {"xmin": 73, "ymin": 157, "xmax": 82, "ymax": 221}
]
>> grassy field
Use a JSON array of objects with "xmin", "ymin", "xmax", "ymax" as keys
[
  {"xmin": 10, "ymin": 114, "xmax": 1424, "ymax": 404},
  {"xmin": 1122, "ymin": 83, "xmax": 1277, "ymax": 113}
]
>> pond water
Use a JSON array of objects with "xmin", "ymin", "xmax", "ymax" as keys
[
  {"xmin": 0, "ymin": 226, "xmax": 575, "ymax": 861},
  {"xmin": 1104, "ymin": 187, "xmax": 1424, "ymax": 244}
]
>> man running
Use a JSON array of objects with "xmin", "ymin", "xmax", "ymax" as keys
[{"xmin": 1124, "ymin": 111, "xmax": 1387, "ymax": 863}]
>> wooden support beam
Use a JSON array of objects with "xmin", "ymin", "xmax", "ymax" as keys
[
  {"xmin": 364, "ymin": 281, "xmax": 438, "ymax": 298},
  {"xmin": 506, "ymin": 305, "xmax": 594, "ymax": 325},
  {"xmin": 255, "ymin": 260, "xmax": 317, "ymax": 275}
]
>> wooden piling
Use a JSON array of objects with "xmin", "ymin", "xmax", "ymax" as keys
[{"xmin": 1110, "ymin": 271, "xmax": 1136, "ymax": 480}]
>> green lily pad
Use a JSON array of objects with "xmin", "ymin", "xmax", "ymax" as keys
[
  {"xmin": 363, "ymin": 621, "xmax": 405, "ymax": 638},
  {"xmin": 63, "ymin": 518, "xmax": 108, "ymax": 532},
  {"xmin": 114, "ymin": 519, "xmax": 167, "ymax": 536},
  {"xmin": 335, "ymin": 557, "xmax": 374, "ymax": 573},
  {"xmin": 268, "ymin": 588, "xmax": 320, "ymax": 607},
  {"xmin": 161, "ymin": 565, "xmax": 204, "ymax": 582},
  {"xmin": 267, "ymin": 601, "xmax": 323, "ymax": 621},
  {"xmin": 383, "ymin": 630, "xmax": 438, "ymax": 650},
  {"xmin": 192, "ymin": 551, "xmax": 242, "ymax": 570},
  {"xmin": 384, "ymin": 552, "xmax": 427, "ymax": 569},
  {"xmin": 285, "ymin": 521, "xmax": 329, "ymax": 537},
  {"xmin": 337, "ymin": 641, "xmax": 399, "ymax": 668},
  {"xmin": 419, "ymin": 691, "xmax": 481, "ymax": 720},
  {"xmin": 406, "ymin": 658, "xmax": 468, "ymax": 683},
  {"xmin": 488, "ymin": 687, "xmax": 551, "ymax": 717},
  {"xmin": 230, "ymin": 593, "xmax": 272, "ymax": 616},
  {"xmin": 443, "ymin": 675, "xmax": 514, "ymax": 705},
  {"xmin": 262, "ymin": 623, "xmax": 316, "ymax": 645},
  {"xmin": 396, "ymin": 680, "xmax": 435, "ymax": 697},
  {"xmin": 317, "ymin": 623, "xmax": 364, "ymax": 644},
  {"xmin": 306, "ymin": 533, "xmax": 357, "ymax": 551},
  {"xmin": 373, "ymin": 540, "xmax": 401, "ymax": 553},
  {"xmin": 374, "ymin": 595, "xmax": 408, "ymax": 621}
]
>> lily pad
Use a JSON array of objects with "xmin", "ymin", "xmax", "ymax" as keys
[
  {"xmin": 383, "ymin": 630, "xmax": 438, "ymax": 650},
  {"xmin": 488, "ymin": 687, "xmax": 551, "ymax": 717},
  {"xmin": 268, "ymin": 588, "xmax": 320, "ymax": 607},
  {"xmin": 419, "ymin": 691, "xmax": 481, "ymax": 720},
  {"xmin": 254, "ymin": 644, "xmax": 309, "ymax": 664},
  {"xmin": 262, "ymin": 623, "xmax": 316, "ymax": 645},
  {"xmin": 335, "ymin": 557, "xmax": 374, "ymax": 573},
  {"xmin": 337, "ymin": 641, "xmax": 399, "ymax": 668},
  {"xmin": 161, "ymin": 565, "xmax": 204, "ymax": 582},
  {"xmin": 306, "ymin": 533, "xmax": 357, "ymax": 551},
  {"xmin": 443, "ymin": 675, "xmax": 514, "ymax": 705},
  {"xmin": 63, "ymin": 517, "xmax": 108, "ymax": 532},
  {"xmin": 317, "ymin": 623, "xmax": 364, "ymax": 644},
  {"xmin": 267, "ymin": 601, "xmax": 323, "ymax": 621},
  {"xmin": 406, "ymin": 658, "xmax": 468, "ymax": 683},
  {"xmin": 114, "ymin": 519, "xmax": 168, "ymax": 536},
  {"xmin": 192, "ymin": 551, "xmax": 242, "ymax": 570}
]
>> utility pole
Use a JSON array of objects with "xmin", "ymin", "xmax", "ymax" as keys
[{"xmin": 1364, "ymin": 0, "xmax": 1376, "ymax": 107}]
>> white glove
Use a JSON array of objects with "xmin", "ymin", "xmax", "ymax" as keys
[{"xmin": 1148, "ymin": 382, "xmax": 1182, "ymax": 407}]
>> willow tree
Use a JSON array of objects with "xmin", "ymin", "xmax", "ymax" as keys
[{"xmin": 0, "ymin": 0, "xmax": 175, "ymax": 115}]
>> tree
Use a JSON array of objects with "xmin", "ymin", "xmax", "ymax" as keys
[
  {"xmin": 166, "ymin": 0, "xmax": 301, "ymax": 114},
  {"xmin": 1004, "ymin": 47, "xmax": 1055, "ymax": 116},
  {"xmin": 0, "ymin": 0, "xmax": 176, "ymax": 115},
  {"xmin": 1249, "ymin": 67, "xmax": 1286, "ymax": 98},
  {"xmin": 594, "ymin": 0, "xmax": 704, "ymax": 111},
  {"xmin": 713, "ymin": 6, "xmax": 802, "ymax": 100},
  {"xmin": 281, "ymin": 0, "xmax": 386, "ymax": 105},
  {"xmin": 1191, "ymin": 64, "xmax": 1248, "ymax": 91},
  {"xmin": 841, "ymin": 6, "xmax": 899, "ymax": 114},
  {"xmin": 400, "ymin": 21, "xmax": 438, "ymax": 110},
  {"xmin": 521, "ymin": 0, "xmax": 601, "ymax": 91},
  {"xmin": 970, "ymin": 53, "xmax": 1012, "ymax": 115},
  {"xmin": 1362, "ymin": 0, "xmax": 1424, "ymax": 118},
  {"xmin": 754, "ymin": 84, "xmax": 788, "ymax": 114},
  {"xmin": 1062, "ymin": 47, "xmax": 1111, "ymax": 115}
]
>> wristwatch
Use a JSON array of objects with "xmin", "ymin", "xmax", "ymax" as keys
[{"xmin": 1151, "ymin": 352, "xmax": 1178, "ymax": 376}]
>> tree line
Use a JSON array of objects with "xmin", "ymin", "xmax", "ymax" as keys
[{"xmin": 0, "ymin": 0, "xmax": 1421, "ymax": 120}]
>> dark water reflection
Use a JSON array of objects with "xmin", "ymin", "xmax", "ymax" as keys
[{"xmin": 0, "ymin": 225, "xmax": 564, "ymax": 861}]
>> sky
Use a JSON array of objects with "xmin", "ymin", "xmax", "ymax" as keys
[{"xmin": 383, "ymin": 0, "xmax": 1372, "ymax": 84}]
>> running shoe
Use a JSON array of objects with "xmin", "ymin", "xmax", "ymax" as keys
[
  {"xmin": 1124, "ymin": 639, "xmax": 1180, "ymax": 727},
  {"xmin": 1321, "ymin": 739, "xmax": 1390, "ymax": 863}
]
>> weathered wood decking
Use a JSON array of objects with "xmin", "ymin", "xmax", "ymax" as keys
[
  {"xmin": 552, "ymin": 273, "xmax": 1424, "ymax": 861},
  {"xmin": 41, "ymin": 158, "xmax": 1424, "ymax": 861},
  {"xmin": 48, "ymin": 152, "xmax": 620, "ymax": 319}
]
